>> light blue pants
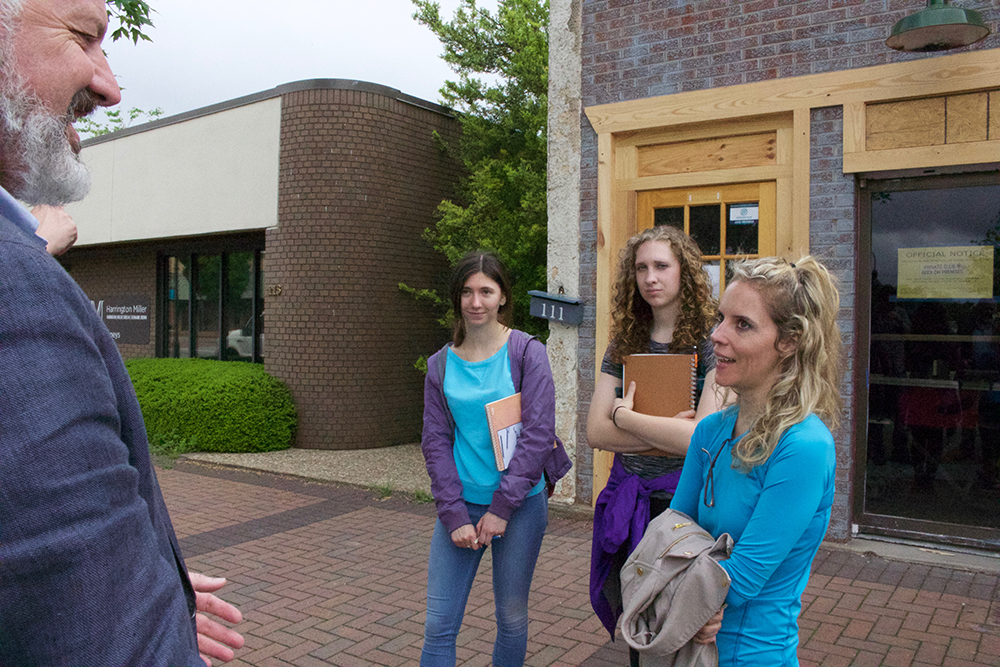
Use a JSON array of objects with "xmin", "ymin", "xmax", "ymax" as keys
[{"xmin": 420, "ymin": 492, "xmax": 548, "ymax": 667}]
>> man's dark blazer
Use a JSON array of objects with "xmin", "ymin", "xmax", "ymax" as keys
[{"xmin": 0, "ymin": 201, "xmax": 201, "ymax": 665}]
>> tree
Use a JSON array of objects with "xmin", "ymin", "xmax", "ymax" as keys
[
  {"xmin": 107, "ymin": 0, "xmax": 155, "ymax": 44},
  {"xmin": 411, "ymin": 0, "xmax": 549, "ymax": 337},
  {"xmin": 76, "ymin": 106, "xmax": 164, "ymax": 139}
]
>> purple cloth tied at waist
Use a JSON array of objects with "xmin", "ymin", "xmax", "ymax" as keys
[{"xmin": 590, "ymin": 453, "xmax": 681, "ymax": 638}]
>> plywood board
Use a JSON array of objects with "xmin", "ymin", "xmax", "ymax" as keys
[
  {"xmin": 843, "ymin": 141, "xmax": 1000, "ymax": 173},
  {"xmin": 617, "ymin": 114, "xmax": 791, "ymax": 149},
  {"xmin": 624, "ymin": 164, "xmax": 791, "ymax": 192},
  {"xmin": 843, "ymin": 102, "xmax": 866, "ymax": 156},
  {"xmin": 585, "ymin": 50, "xmax": 1000, "ymax": 135},
  {"xmin": 791, "ymin": 108, "xmax": 810, "ymax": 259},
  {"xmin": 637, "ymin": 133, "xmax": 777, "ymax": 177},
  {"xmin": 946, "ymin": 93, "xmax": 988, "ymax": 144},
  {"xmin": 990, "ymin": 91, "xmax": 1000, "ymax": 140},
  {"xmin": 594, "ymin": 131, "xmax": 615, "ymax": 504},
  {"xmin": 866, "ymin": 98, "xmax": 945, "ymax": 150},
  {"xmin": 758, "ymin": 181, "xmax": 777, "ymax": 257}
]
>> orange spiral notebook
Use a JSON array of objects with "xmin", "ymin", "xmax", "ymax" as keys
[{"xmin": 622, "ymin": 353, "xmax": 698, "ymax": 419}]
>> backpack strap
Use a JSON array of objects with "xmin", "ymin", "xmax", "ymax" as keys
[{"xmin": 510, "ymin": 333, "xmax": 537, "ymax": 392}]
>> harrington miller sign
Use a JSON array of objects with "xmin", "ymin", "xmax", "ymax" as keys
[{"xmin": 90, "ymin": 295, "xmax": 151, "ymax": 345}]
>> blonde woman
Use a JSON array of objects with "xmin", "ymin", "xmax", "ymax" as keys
[{"xmin": 672, "ymin": 256, "xmax": 843, "ymax": 666}]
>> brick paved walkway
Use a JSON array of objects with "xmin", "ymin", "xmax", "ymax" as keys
[{"xmin": 160, "ymin": 461, "xmax": 1000, "ymax": 667}]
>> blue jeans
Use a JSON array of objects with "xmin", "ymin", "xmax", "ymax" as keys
[{"xmin": 420, "ymin": 492, "xmax": 548, "ymax": 667}]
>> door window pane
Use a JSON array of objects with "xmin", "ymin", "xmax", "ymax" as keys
[
  {"xmin": 224, "ymin": 252, "xmax": 255, "ymax": 361},
  {"xmin": 165, "ymin": 256, "xmax": 190, "ymax": 358},
  {"xmin": 704, "ymin": 260, "xmax": 721, "ymax": 300},
  {"xmin": 689, "ymin": 205, "xmax": 721, "ymax": 255},
  {"xmin": 726, "ymin": 202, "xmax": 759, "ymax": 255},
  {"xmin": 653, "ymin": 206, "xmax": 684, "ymax": 230}
]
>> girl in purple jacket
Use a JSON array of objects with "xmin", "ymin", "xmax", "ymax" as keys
[{"xmin": 420, "ymin": 252, "xmax": 570, "ymax": 667}]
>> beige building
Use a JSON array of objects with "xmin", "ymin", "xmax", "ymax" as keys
[{"xmin": 65, "ymin": 79, "xmax": 462, "ymax": 451}]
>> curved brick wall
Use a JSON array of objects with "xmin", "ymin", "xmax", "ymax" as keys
[{"xmin": 267, "ymin": 85, "xmax": 462, "ymax": 449}]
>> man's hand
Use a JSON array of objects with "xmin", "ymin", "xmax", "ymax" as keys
[
  {"xmin": 31, "ymin": 205, "xmax": 78, "ymax": 255},
  {"xmin": 189, "ymin": 572, "xmax": 244, "ymax": 666}
]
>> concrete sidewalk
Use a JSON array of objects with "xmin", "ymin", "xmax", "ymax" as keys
[{"xmin": 163, "ymin": 458, "xmax": 1000, "ymax": 666}]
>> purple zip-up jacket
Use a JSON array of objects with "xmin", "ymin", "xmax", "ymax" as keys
[{"xmin": 421, "ymin": 329, "xmax": 572, "ymax": 532}]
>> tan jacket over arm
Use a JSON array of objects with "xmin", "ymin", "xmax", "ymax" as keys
[{"xmin": 620, "ymin": 508, "xmax": 733, "ymax": 667}]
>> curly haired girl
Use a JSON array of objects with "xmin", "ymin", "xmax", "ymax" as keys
[{"xmin": 587, "ymin": 226, "xmax": 723, "ymax": 664}]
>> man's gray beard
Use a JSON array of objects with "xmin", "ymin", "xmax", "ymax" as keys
[{"xmin": 0, "ymin": 73, "xmax": 91, "ymax": 206}]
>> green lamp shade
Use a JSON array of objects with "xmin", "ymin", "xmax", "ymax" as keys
[{"xmin": 887, "ymin": 0, "xmax": 990, "ymax": 52}]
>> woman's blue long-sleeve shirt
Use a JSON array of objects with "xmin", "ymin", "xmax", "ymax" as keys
[{"xmin": 671, "ymin": 407, "xmax": 835, "ymax": 667}]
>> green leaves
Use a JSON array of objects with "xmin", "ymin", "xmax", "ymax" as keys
[
  {"xmin": 107, "ymin": 0, "xmax": 155, "ymax": 44},
  {"xmin": 126, "ymin": 358, "xmax": 297, "ymax": 454},
  {"xmin": 75, "ymin": 106, "xmax": 164, "ymax": 139},
  {"xmin": 411, "ymin": 0, "xmax": 550, "ymax": 338}
]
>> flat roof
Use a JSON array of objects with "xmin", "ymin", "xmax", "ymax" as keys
[{"xmin": 81, "ymin": 78, "xmax": 456, "ymax": 147}]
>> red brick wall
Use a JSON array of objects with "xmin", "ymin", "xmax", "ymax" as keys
[
  {"xmin": 267, "ymin": 87, "xmax": 463, "ymax": 449},
  {"xmin": 576, "ymin": 0, "xmax": 1000, "ymax": 526},
  {"xmin": 61, "ymin": 243, "xmax": 158, "ymax": 359},
  {"xmin": 582, "ymin": 0, "xmax": 999, "ymax": 105}
]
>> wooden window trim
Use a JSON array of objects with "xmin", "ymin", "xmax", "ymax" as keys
[{"xmin": 585, "ymin": 50, "xmax": 1000, "ymax": 135}]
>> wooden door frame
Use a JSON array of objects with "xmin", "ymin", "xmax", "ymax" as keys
[{"xmin": 592, "ymin": 180, "xmax": 780, "ymax": 502}]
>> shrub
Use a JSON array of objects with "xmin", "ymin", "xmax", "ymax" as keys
[{"xmin": 125, "ymin": 358, "xmax": 297, "ymax": 453}]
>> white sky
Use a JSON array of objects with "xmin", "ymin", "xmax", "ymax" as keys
[{"xmin": 96, "ymin": 0, "xmax": 496, "ymax": 126}]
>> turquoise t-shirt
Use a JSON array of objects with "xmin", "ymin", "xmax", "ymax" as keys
[{"xmin": 444, "ymin": 343, "xmax": 545, "ymax": 505}]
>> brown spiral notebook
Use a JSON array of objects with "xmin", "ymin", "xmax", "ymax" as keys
[{"xmin": 622, "ymin": 353, "xmax": 698, "ymax": 419}]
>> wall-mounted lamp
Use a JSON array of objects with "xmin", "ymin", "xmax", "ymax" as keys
[{"xmin": 886, "ymin": 0, "xmax": 990, "ymax": 52}]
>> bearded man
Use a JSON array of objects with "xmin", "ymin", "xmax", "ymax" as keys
[{"xmin": 0, "ymin": 2, "xmax": 242, "ymax": 664}]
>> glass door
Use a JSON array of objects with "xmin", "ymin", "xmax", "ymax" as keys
[
  {"xmin": 857, "ymin": 173, "xmax": 1000, "ymax": 549},
  {"xmin": 158, "ymin": 246, "xmax": 265, "ymax": 363}
]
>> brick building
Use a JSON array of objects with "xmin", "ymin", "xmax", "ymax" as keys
[
  {"xmin": 546, "ymin": 0, "xmax": 1000, "ymax": 550},
  {"xmin": 65, "ymin": 79, "xmax": 462, "ymax": 450}
]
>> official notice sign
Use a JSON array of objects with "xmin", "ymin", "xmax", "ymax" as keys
[
  {"xmin": 897, "ymin": 246, "xmax": 994, "ymax": 300},
  {"xmin": 94, "ymin": 295, "xmax": 151, "ymax": 345}
]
